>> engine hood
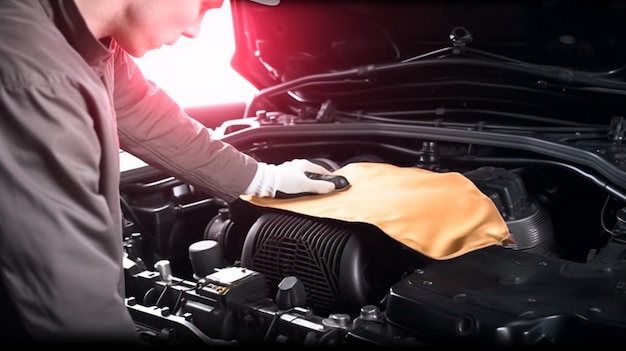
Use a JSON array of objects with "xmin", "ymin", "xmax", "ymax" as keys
[
  {"xmin": 230, "ymin": 0, "xmax": 626, "ymax": 90},
  {"xmin": 228, "ymin": 0, "xmax": 626, "ymax": 126}
]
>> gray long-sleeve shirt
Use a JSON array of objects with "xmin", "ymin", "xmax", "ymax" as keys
[{"xmin": 0, "ymin": 0, "xmax": 257, "ymax": 342}]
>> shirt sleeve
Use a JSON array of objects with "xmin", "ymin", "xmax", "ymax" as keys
[
  {"xmin": 0, "ymin": 76, "xmax": 139, "ymax": 342},
  {"xmin": 113, "ymin": 44, "xmax": 258, "ymax": 203}
]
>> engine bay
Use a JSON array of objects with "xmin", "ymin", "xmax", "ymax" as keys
[{"xmin": 120, "ymin": 117, "xmax": 626, "ymax": 345}]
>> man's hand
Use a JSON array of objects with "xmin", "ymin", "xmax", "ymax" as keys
[{"xmin": 245, "ymin": 159, "xmax": 343, "ymax": 198}]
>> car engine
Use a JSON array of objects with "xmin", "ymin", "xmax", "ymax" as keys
[{"xmin": 120, "ymin": 112, "xmax": 626, "ymax": 346}]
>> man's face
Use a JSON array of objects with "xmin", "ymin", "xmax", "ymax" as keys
[{"xmin": 112, "ymin": 0, "xmax": 224, "ymax": 57}]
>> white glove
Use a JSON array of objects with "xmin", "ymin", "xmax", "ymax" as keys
[{"xmin": 245, "ymin": 159, "xmax": 338, "ymax": 198}]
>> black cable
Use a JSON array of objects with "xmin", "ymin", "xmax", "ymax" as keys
[
  {"xmin": 263, "ymin": 314, "xmax": 279, "ymax": 342},
  {"xmin": 337, "ymin": 109, "xmax": 605, "ymax": 129},
  {"xmin": 600, "ymin": 195, "xmax": 616, "ymax": 237},
  {"xmin": 154, "ymin": 284, "xmax": 169, "ymax": 308},
  {"xmin": 557, "ymin": 133, "xmax": 609, "ymax": 143},
  {"xmin": 262, "ymin": 308, "xmax": 300, "ymax": 342},
  {"xmin": 120, "ymin": 194, "xmax": 153, "ymax": 238},
  {"xmin": 171, "ymin": 283, "xmax": 198, "ymax": 314}
]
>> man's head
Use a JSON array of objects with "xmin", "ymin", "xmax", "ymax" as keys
[{"xmin": 75, "ymin": 0, "xmax": 278, "ymax": 57}]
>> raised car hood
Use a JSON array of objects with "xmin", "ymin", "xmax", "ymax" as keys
[{"xmin": 230, "ymin": 0, "xmax": 626, "ymax": 90}]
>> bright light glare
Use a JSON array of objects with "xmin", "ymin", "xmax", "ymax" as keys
[{"xmin": 132, "ymin": 2, "xmax": 257, "ymax": 107}]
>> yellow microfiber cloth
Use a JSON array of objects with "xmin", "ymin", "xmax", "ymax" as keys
[{"xmin": 240, "ymin": 162, "xmax": 512, "ymax": 260}]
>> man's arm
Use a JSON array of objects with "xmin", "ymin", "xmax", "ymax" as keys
[{"xmin": 113, "ymin": 44, "xmax": 258, "ymax": 203}]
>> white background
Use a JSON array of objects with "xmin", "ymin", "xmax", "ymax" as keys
[{"xmin": 133, "ymin": 1, "xmax": 257, "ymax": 107}]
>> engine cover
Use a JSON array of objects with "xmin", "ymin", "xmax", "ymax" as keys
[{"xmin": 385, "ymin": 245, "xmax": 626, "ymax": 345}]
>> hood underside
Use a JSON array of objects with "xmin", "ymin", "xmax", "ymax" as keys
[{"xmin": 230, "ymin": 0, "xmax": 626, "ymax": 89}]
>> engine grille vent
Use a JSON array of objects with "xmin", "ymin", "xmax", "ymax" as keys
[{"xmin": 242, "ymin": 212, "xmax": 352, "ymax": 314}]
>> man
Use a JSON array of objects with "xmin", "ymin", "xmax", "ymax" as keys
[{"xmin": 0, "ymin": 0, "xmax": 336, "ymax": 343}]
